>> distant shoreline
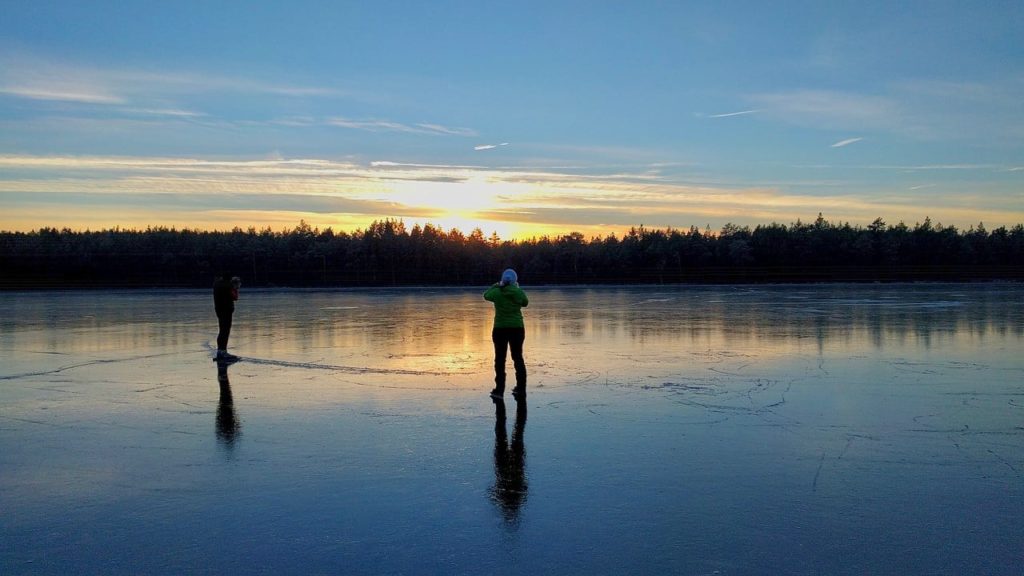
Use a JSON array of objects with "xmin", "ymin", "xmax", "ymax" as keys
[
  {"xmin": 3, "ymin": 218, "xmax": 1022, "ymax": 289},
  {"xmin": 3, "ymin": 268, "xmax": 1021, "ymax": 291}
]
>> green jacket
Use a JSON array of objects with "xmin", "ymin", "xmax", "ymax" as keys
[{"xmin": 484, "ymin": 284, "xmax": 529, "ymax": 328}]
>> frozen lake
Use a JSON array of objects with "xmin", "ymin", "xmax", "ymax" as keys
[{"xmin": 1, "ymin": 284, "xmax": 1022, "ymax": 575}]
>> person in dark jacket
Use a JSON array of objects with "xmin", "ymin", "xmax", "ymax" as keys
[
  {"xmin": 484, "ymin": 268, "xmax": 529, "ymax": 398},
  {"xmin": 213, "ymin": 273, "xmax": 240, "ymax": 362}
]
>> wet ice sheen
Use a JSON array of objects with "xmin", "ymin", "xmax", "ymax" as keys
[{"xmin": 1, "ymin": 284, "xmax": 1022, "ymax": 575}]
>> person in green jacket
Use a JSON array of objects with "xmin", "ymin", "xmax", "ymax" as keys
[{"xmin": 484, "ymin": 268, "xmax": 529, "ymax": 399}]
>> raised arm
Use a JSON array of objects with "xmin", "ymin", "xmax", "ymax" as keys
[
  {"xmin": 513, "ymin": 287, "xmax": 529, "ymax": 307},
  {"xmin": 484, "ymin": 285, "xmax": 501, "ymax": 302}
]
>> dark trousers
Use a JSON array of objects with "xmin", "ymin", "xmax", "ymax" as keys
[
  {"xmin": 492, "ymin": 327, "xmax": 526, "ymax": 391},
  {"xmin": 216, "ymin": 310, "xmax": 233, "ymax": 351}
]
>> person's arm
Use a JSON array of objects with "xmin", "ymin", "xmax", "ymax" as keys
[
  {"xmin": 484, "ymin": 285, "xmax": 501, "ymax": 302},
  {"xmin": 515, "ymin": 288, "xmax": 529, "ymax": 307}
]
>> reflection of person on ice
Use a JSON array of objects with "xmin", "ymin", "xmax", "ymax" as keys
[
  {"xmin": 484, "ymin": 268, "xmax": 529, "ymax": 399},
  {"xmin": 213, "ymin": 273, "xmax": 241, "ymax": 362},
  {"xmin": 490, "ymin": 396, "xmax": 527, "ymax": 524},
  {"xmin": 216, "ymin": 362, "xmax": 241, "ymax": 447}
]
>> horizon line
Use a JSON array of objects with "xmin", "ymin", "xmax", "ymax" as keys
[{"xmin": 3, "ymin": 214, "xmax": 1019, "ymax": 240}]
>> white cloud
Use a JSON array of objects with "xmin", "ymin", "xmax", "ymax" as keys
[
  {"xmin": 868, "ymin": 164, "xmax": 996, "ymax": 171},
  {"xmin": 1, "ymin": 154, "xmax": 1021, "ymax": 234},
  {"xmin": 0, "ymin": 52, "xmax": 347, "ymax": 118},
  {"xmin": 830, "ymin": 137, "xmax": 863, "ymax": 148},
  {"xmin": 749, "ymin": 90, "xmax": 899, "ymax": 131},
  {"xmin": 751, "ymin": 80, "xmax": 1024, "ymax": 143},
  {"xmin": 706, "ymin": 109, "xmax": 760, "ymax": 118},
  {"xmin": 328, "ymin": 118, "xmax": 415, "ymax": 132},
  {"xmin": 474, "ymin": 142, "xmax": 509, "ymax": 151},
  {"xmin": 119, "ymin": 107, "xmax": 206, "ymax": 118},
  {"xmin": 0, "ymin": 86, "xmax": 125, "ymax": 105},
  {"xmin": 416, "ymin": 123, "xmax": 477, "ymax": 137},
  {"xmin": 269, "ymin": 116, "xmax": 317, "ymax": 127},
  {"xmin": 329, "ymin": 117, "xmax": 475, "ymax": 136}
]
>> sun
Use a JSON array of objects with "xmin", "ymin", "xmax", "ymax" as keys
[
  {"xmin": 382, "ymin": 175, "xmax": 545, "ymax": 239},
  {"xmin": 387, "ymin": 175, "xmax": 504, "ymax": 212}
]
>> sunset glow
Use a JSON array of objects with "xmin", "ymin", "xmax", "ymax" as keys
[{"xmin": 1, "ymin": 2, "xmax": 1021, "ymax": 238}]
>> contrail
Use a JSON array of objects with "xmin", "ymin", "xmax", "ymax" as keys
[
  {"xmin": 831, "ymin": 137, "xmax": 863, "ymax": 148},
  {"xmin": 474, "ymin": 142, "xmax": 509, "ymax": 151},
  {"xmin": 707, "ymin": 109, "xmax": 759, "ymax": 118}
]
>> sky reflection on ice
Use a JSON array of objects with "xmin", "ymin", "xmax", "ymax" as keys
[{"xmin": 1, "ymin": 284, "xmax": 1022, "ymax": 575}]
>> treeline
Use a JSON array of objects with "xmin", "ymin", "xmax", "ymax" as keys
[{"xmin": 2, "ymin": 215, "xmax": 1022, "ymax": 288}]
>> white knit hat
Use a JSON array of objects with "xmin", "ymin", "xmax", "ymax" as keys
[{"xmin": 500, "ymin": 268, "xmax": 518, "ymax": 286}]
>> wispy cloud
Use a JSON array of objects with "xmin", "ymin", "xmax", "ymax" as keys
[
  {"xmin": 868, "ymin": 164, "xmax": 996, "ymax": 171},
  {"xmin": 327, "ymin": 118, "xmax": 417, "ymax": 132},
  {"xmin": 705, "ymin": 109, "xmax": 760, "ymax": 118},
  {"xmin": 474, "ymin": 142, "xmax": 509, "ymax": 151},
  {"xmin": 751, "ymin": 80, "xmax": 1024, "ymax": 143},
  {"xmin": 2, "ymin": 154, "xmax": 1022, "ymax": 235},
  {"xmin": 830, "ymin": 137, "xmax": 863, "ymax": 148},
  {"xmin": 0, "ymin": 54, "xmax": 344, "ymax": 100},
  {"xmin": 894, "ymin": 79, "xmax": 1006, "ymax": 104},
  {"xmin": 329, "ymin": 117, "xmax": 476, "ymax": 136},
  {"xmin": 0, "ymin": 85, "xmax": 126, "ymax": 105},
  {"xmin": 268, "ymin": 116, "xmax": 317, "ymax": 127},
  {"xmin": 119, "ymin": 107, "xmax": 206, "ymax": 118},
  {"xmin": 749, "ymin": 90, "xmax": 898, "ymax": 131},
  {"xmin": 370, "ymin": 161, "xmax": 479, "ymax": 169},
  {"xmin": 416, "ymin": 123, "xmax": 476, "ymax": 137},
  {"xmin": 0, "ymin": 53, "xmax": 348, "ymax": 125}
]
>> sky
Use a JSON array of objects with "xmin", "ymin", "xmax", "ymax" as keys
[{"xmin": 1, "ymin": 0, "xmax": 1022, "ymax": 239}]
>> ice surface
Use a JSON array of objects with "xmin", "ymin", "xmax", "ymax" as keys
[{"xmin": 1, "ymin": 284, "xmax": 1022, "ymax": 575}]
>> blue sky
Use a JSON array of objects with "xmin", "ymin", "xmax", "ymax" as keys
[{"xmin": 1, "ymin": 0, "xmax": 1022, "ymax": 238}]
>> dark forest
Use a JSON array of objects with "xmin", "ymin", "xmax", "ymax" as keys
[{"xmin": 2, "ymin": 214, "xmax": 1022, "ymax": 288}]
